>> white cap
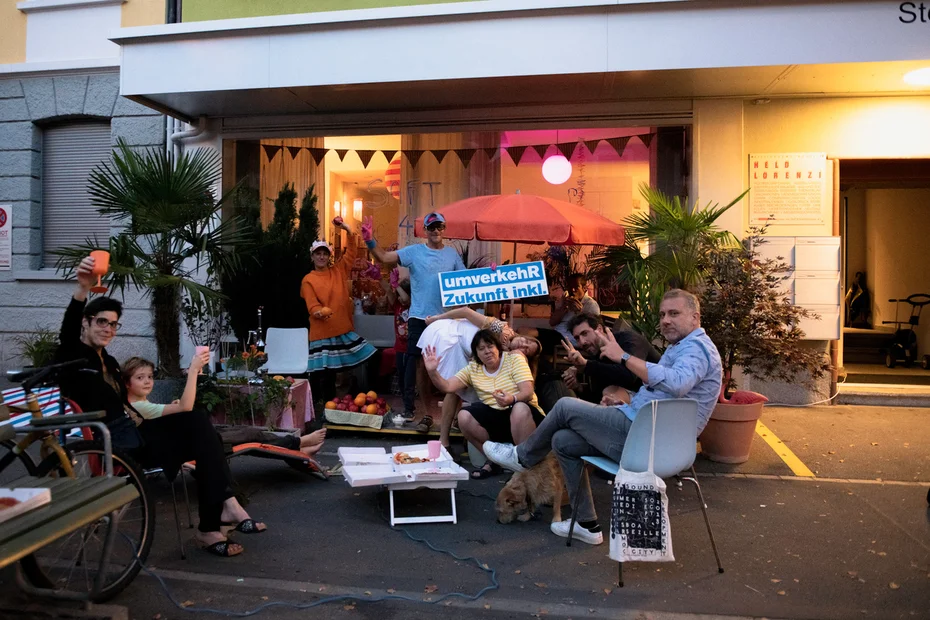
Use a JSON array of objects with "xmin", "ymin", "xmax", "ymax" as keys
[{"xmin": 310, "ymin": 240, "xmax": 332, "ymax": 254}]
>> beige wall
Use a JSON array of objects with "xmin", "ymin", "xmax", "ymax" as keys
[
  {"xmin": 0, "ymin": 2, "xmax": 27, "ymax": 64},
  {"xmin": 695, "ymin": 96, "xmax": 930, "ymax": 237},
  {"xmin": 863, "ymin": 188, "xmax": 930, "ymax": 352},
  {"xmin": 122, "ymin": 0, "xmax": 166, "ymax": 27}
]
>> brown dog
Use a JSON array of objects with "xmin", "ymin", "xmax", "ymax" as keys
[{"xmin": 495, "ymin": 453, "xmax": 566, "ymax": 524}]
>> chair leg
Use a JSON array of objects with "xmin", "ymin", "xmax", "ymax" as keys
[
  {"xmin": 169, "ymin": 478, "xmax": 186, "ymax": 560},
  {"xmin": 566, "ymin": 463, "xmax": 587, "ymax": 547},
  {"xmin": 180, "ymin": 468, "xmax": 194, "ymax": 529},
  {"xmin": 682, "ymin": 466, "xmax": 724, "ymax": 574},
  {"xmin": 618, "ymin": 561, "xmax": 624, "ymax": 588}
]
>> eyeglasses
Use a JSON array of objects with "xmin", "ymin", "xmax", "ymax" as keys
[
  {"xmin": 426, "ymin": 224, "xmax": 446, "ymax": 231},
  {"xmin": 93, "ymin": 317, "xmax": 122, "ymax": 330}
]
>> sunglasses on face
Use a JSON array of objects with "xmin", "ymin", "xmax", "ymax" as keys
[
  {"xmin": 92, "ymin": 317, "xmax": 122, "ymax": 330},
  {"xmin": 426, "ymin": 224, "xmax": 446, "ymax": 231}
]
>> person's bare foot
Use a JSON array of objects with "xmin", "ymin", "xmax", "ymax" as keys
[
  {"xmin": 194, "ymin": 530, "xmax": 243, "ymax": 555},
  {"xmin": 300, "ymin": 429, "xmax": 326, "ymax": 449},
  {"xmin": 220, "ymin": 497, "xmax": 266, "ymax": 532}
]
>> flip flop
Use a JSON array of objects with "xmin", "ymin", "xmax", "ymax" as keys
[
  {"xmin": 415, "ymin": 415, "xmax": 434, "ymax": 434},
  {"xmin": 470, "ymin": 463, "xmax": 501, "ymax": 479},
  {"xmin": 198, "ymin": 539, "xmax": 243, "ymax": 557},
  {"xmin": 221, "ymin": 519, "xmax": 267, "ymax": 534}
]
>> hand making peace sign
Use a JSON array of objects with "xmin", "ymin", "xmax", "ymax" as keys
[
  {"xmin": 562, "ymin": 339, "xmax": 587, "ymax": 367},
  {"xmin": 596, "ymin": 328, "xmax": 626, "ymax": 364}
]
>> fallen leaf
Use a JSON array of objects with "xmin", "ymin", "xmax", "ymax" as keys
[
  {"xmin": 343, "ymin": 604, "xmax": 356, "ymax": 611},
  {"xmin": 603, "ymin": 588, "xmax": 612, "ymax": 595},
  {"xmin": 514, "ymin": 570, "xmax": 522, "ymax": 574},
  {"xmin": 387, "ymin": 588, "xmax": 396, "ymax": 594},
  {"xmin": 535, "ymin": 582, "xmax": 548, "ymax": 588},
  {"xmin": 484, "ymin": 604, "xmax": 491, "ymax": 610},
  {"xmin": 878, "ymin": 552, "xmax": 887, "ymax": 557},
  {"xmin": 481, "ymin": 563, "xmax": 489, "ymax": 570},
  {"xmin": 890, "ymin": 582, "xmax": 900, "ymax": 590},
  {"xmin": 181, "ymin": 600, "xmax": 194, "ymax": 608},
  {"xmin": 847, "ymin": 571, "xmax": 858, "ymax": 578},
  {"xmin": 261, "ymin": 596, "xmax": 268, "ymax": 601},
  {"xmin": 364, "ymin": 591, "xmax": 372, "ymax": 596},
  {"xmin": 871, "ymin": 442, "xmax": 879, "ymax": 446},
  {"xmin": 424, "ymin": 584, "xmax": 439, "ymax": 593},
  {"xmin": 578, "ymin": 561, "xmax": 587, "ymax": 566},
  {"xmin": 828, "ymin": 451, "xmax": 836, "ymax": 455},
  {"xmin": 771, "ymin": 578, "xmax": 782, "ymax": 583},
  {"xmin": 444, "ymin": 601, "xmax": 452, "ymax": 606},
  {"xmin": 777, "ymin": 590, "xmax": 787, "ymax": 596}
]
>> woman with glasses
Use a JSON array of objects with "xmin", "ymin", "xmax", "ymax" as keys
[{"xmin": 54, "ymin": 255, "xmax": 265, "ymax": 558}]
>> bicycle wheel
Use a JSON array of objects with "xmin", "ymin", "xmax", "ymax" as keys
[
  {"xmin": 0, "ymin": 439, "xmax": 38, "ymax": 483},
  {"xmin": 21, "ymin": 440, "xmax": 155, "ymax": 602}
]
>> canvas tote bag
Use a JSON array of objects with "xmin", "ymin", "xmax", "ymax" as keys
[{"xmin": 609, "ymin": 399, "xmax": 674, "ymax": 563}]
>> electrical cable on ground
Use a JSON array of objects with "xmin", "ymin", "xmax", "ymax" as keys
[
  {"xmin": 128, "ymin": 485, "xmax": 500, "ymax": 616},
  {"xmin": 762, "ymin": 374, "xmax": 846, "ymax": 408}
]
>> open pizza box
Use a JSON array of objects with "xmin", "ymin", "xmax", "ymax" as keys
[
  {"xmin": 339, "ymin": 445, "xmax": 468, "ymax": 487},
  {"xmin": 0, "ymin": 487, "xmax": 52, "ymax": 525}
]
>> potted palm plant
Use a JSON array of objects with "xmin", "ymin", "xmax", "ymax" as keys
[
  {"xmin": 698, "ymin": 229, "xmax": 831, "ymax": 463},
  {"xmin": 54, "ymin": 139, "xmax": 253, "ymax": 377}
]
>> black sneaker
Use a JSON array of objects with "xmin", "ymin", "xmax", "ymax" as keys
[{"xmin": 400, "ymin": 410, "xmax": 416, "ymax": 422}]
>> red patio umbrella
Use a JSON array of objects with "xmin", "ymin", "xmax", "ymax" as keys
[{"xmin": 413, "ymin": 193, "xmax": 625, "ymax": 246}]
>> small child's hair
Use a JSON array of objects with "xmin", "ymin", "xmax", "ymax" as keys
[{"xmin": 122, "ymin": 357, "xmax": 155, "ymax": 383}]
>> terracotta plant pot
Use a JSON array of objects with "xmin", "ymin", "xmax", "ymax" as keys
[{"xmin": 699, "ymin": 401, "xmax": 764, "ymax": 464}]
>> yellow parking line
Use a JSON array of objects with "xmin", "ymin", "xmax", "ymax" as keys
[{"xmin": 755, "ymin": 420, "xmax": 815, "ymax": 478}]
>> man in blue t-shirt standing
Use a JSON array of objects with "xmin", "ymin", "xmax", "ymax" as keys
[{"xmin": 365, "ymin": 212, "xmax": 465, "ymax": 426}]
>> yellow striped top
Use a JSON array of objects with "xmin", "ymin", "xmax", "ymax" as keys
[{"xmin": 454, "ymin": 352, "xmax": 540, "ymax": 410}]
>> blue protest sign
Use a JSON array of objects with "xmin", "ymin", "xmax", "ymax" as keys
[{"xmin": 438, "ymin": 261, "xmax": 549, "ymax": 307}]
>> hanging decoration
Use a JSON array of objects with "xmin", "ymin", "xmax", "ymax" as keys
[
  {"xmin": 257, "ymin": 132, "xmax": 653, "ymax": 171},
  {"xmin": 384, "ymin": 156, "xmax": 402, "ymax": 199}
]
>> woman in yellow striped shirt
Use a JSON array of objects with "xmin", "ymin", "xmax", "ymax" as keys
[{"xmin": 423, "ymin": 329, "xmax": 544, "ymax": 479}]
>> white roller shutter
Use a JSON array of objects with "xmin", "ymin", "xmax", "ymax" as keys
[{"xmin": 42, "ymin": 121, "xmax": 112, "ymax": 267}]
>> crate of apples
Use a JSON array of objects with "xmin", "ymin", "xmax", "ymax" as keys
[{"xmin": 325, "ymin": 391, "xmax": 389, "ymax": 416}]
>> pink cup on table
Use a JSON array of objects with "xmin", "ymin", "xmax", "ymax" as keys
[{"xmin": 427, "ymin": 440, "xmax": 442, "ymax": 460}]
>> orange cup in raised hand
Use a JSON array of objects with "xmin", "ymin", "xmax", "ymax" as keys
[{"xmin": 89, "ymin": 250, "xmax": 110, "ymax": 294}]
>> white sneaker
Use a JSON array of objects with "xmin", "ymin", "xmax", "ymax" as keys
[
  {"xmin": 482, "ymin": 441, "xmax": 524, "ymax": 472},
  {"xmin": 550, "ymin": 520, "xmax": 604, "ymax": 546}
]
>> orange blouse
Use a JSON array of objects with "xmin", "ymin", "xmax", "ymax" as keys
[{"xmin": 300, "ymin": 233, "xmax": 359, "ymax": 341}]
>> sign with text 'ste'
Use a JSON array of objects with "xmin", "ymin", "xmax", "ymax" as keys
[
  {"xmin": 0, "ymin": 204, "xmax": 11, "ymax": 271},
  {"xmin": 439, "ymin": 261, "xmax": 549, "ymax": 307}
]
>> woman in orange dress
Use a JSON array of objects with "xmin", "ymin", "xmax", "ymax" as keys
[{"xmin": 300, "ymin": 217, "xmax": 376, "ymax": 401}]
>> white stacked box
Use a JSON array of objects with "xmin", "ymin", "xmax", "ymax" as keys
[{"xmin": 339, "ymin": 445, "xmax": 468, "ymax": 487}]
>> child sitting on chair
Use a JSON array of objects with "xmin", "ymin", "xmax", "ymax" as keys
[{"xmin": 122, "ymin": 354, "xmax": 326, "ymax": 457}]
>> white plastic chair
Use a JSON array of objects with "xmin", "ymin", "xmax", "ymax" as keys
[
  {"xmin": 259, "ymin": 328, "xmax": 309, "ymax": 376},
  {"xmin": 566, "ymin": 398, "xmax": 723, "ymax": 586}
]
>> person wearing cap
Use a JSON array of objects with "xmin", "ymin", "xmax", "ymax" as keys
[
  {"xmin": 301, "ymin": 217, "xmax": 377, "ymax": 402},
  {"xmin": 364, "ymin": 211, "xmax": 465, "ymax": 427}
]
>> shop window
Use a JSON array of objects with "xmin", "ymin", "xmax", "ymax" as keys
[{"xmin": 41, "ymin": 120, "xmax": 112, "ymax": 268}]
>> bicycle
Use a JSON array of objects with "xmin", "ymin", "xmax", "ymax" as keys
[{"xmin": 0, "ymin": 359, "xmax": 154, "ymax": 602}]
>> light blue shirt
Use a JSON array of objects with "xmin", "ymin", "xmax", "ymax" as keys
[
  {"xmin": 618, "ymin": 327, "xmax": 722, "ymax": 434},
  {"xmin": 396, "ymin": 244, "xmax": 465, "ymax": 319}
]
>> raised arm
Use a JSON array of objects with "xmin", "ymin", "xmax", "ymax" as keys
[
  {"xmin": 160, "ymin": 350, "xmax": 209, "ymax": 415},
  {"xmin": 60, "ymin": 256, "xmax": 97, "ymax": 346},
  {"xmin": 422, "ymin": 345, "xmax": 468, "ymax": 394},
  {"xmin": 425, "ymin": 306, "xmax": 487, "ymax": 327},
  {"xmin": 361, "ymin": 216, "xmax": 399, "ymax": 266}
]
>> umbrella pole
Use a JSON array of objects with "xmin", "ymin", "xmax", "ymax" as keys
[{"xmin": 511, "ymin": 242, "xmax": 518, "ymax": 330}]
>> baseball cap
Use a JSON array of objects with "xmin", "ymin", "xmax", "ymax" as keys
[
  {"xmin": 423, "ymin": 212, "xmax": 446, "ymax": 228},
  {"xmin": 310, "ymin": 240, "xmax": 332, "ymax": 254}
]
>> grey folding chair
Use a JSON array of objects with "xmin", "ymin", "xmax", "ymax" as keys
[
  {"xmin": 143, "ymin": 466, "xmax": 193, "ymax": 559},
  {"xmin": 566, "ymin": 398, "xmax": 724, "ymax": 586}
]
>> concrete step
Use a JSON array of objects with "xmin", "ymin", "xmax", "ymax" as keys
[{"xmin": 837, "ymin": 383, "xmax": 930, "ymax": 407}]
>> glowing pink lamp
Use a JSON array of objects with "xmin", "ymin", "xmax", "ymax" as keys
[{"xmin": 542, "ymin": 155, "xmax": 572, "ymax": 185}]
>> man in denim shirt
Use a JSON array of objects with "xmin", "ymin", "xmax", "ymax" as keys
[{"xmin": 485, "ymin": 289, "xmax": 722, "ymax": 546}]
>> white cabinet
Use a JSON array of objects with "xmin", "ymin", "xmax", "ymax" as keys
[{"xmin": 757, "ymin": 236, "xmax": 841, "ymax": 340}]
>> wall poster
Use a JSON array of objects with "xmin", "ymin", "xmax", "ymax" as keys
[
  {"xmin": 749, "ymin": 153, "xmax": 828, "ymax": 225},
  {"xmin": 0, "ymin": 204, "xmax": 11, "ymax": 270}
]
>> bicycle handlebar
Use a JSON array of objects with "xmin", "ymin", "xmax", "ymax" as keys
[{"xmin": 8, "ymin": 358, "xmax": 88, "ymax": 393}]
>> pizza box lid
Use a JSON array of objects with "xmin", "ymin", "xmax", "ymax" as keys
[
  {"xmin": 337, "ymin": 447, "xmax": 392, "ymax": 466},
  {"xmin": 342, "ymin": 464, "xmax": 408, "ymax": 487}
]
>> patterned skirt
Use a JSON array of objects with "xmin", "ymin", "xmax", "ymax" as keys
[{"xmin": 307, "ymin": 331, "xmax": 377, "ymax": 373}]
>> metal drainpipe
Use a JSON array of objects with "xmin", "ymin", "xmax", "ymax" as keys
[{"xmin": 168, "ymin": 116, "xmax": 207, "ymax": 161}]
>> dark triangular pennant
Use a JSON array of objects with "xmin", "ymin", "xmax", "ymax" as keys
[
  {"xmin": 483, "ymin": 147, "xmax": 499, "ymax": 161},
  {"xmin": 356, "ymin": 150, "xmax": 377, "ymax": 168},
  {"xmin": 430, "ymin": 149, "xmax": 451, "ymax": 164},
  {"xmin": 382, "ymin": 150, "xmax": 399, "ymax": 165},
  {"xmin": 262, "ymin": 144, "xmax": 282, "ymax": 161},
  {"xmin": 505, "ymin": 145, "xmax": 529, "ymax": 166},
  {"xmin": 530, "ymin": 144, "xmax": 550, "ymax": 160},
  {"xmin": 334, "ymin": 149, "xmax": 349, "ymax": 162},
  {"xmin": 584, "ymin": 140, "xmax": 601, "ymax": 155},
  {"xmin": 557, "ymin": 142, "xmax": 577, "ymax": 161},
  {"xmin": 638, "ymin": 133, "xmax": 655, "ymax": 148},
  {"xmin": 307, "ymin": 148, "xmax": 328, "ymax": 165},
  {"xmin": 453, "ymin": 148, "xmax": 477, "ymax": 167},
  {"xmin": 605, "ymin": 136, "xmax": 631, "ymax": 158},
  {"xmin": 286, "ymin": 146, "xmax": 302, "ymax": 159},
  {"xmin": 404, "ymin": 150, "xmax": 424, "ymax": 168}
]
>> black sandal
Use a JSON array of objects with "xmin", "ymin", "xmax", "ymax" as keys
[
  {"xmin": 221, "ymin": 518, "xmax": 267, "ymax": 534},
  {"xmin": 415, "ymin": 415, "xmax": 434, "ymax": 434},
  {"xmin": 198, "ymin": 539, "xmax": 243, "ymax": 557},
  {"xmin": 470, "ymin": 463, "xmax": 501, "ymax": 479}
]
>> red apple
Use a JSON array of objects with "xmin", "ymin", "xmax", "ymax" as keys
[
  {"xmin": 336, "ymin": 403, "xmax": 347, "ymax": 411},
  {"xmin": 376, "ymin": 397, "xmax": 386, "ymax": 405},
  {"xmin": 366, "ymin": 396, "xmax": 376, "ymax": 404},
  {"xmin": 348, "ymin": 404, "xmax": 359, "ymax": 413}
]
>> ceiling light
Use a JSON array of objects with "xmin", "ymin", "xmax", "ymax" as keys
[
  {"xmin": 903, "ymin": 68, "xmax": 930, "ymax": 86},
  {"xmin": 542, "ymin": 155, "xmax": 572, "ymax": 185}
]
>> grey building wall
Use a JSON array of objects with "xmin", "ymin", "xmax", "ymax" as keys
[{"xmin": 0, "ymin": 69, "xmax": 161, "ymax": 378}]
